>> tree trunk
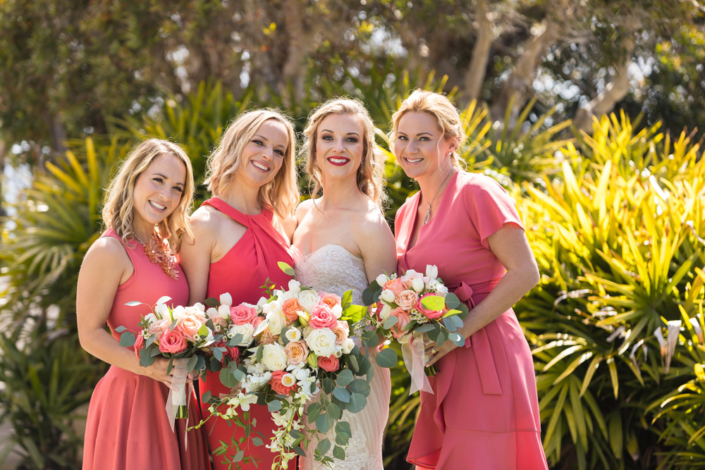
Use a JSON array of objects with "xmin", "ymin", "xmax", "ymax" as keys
[
  {"xmin": 281, "ymin": 0, "xmax": 313, "ymax": 103},
  {"xmin": 463, "ymin": 0, "xmax": 493, "ymax": 102}
]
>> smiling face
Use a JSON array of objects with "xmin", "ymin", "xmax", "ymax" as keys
[
  {"xmin": 132, "ymin": 153, "xmax": 187, "ymax": 236},
  {"xmin": 315, "ymin": 113, "xmax": 365, "ymax": 182},
  {"xmin": 236, "ymin": 119, "xmax": 289, "ymax": 189},
  {"xmin": 394, "ymin": 111, "xmax": 456, "ymax": 180}
]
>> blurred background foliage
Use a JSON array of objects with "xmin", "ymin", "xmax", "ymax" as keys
[{"xmin": 0, "ymin": 0, "xmax": 704, "ymax": 468}]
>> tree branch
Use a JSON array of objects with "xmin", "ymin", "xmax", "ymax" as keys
[{"xmin": 463, "ymin": 0, "xmax": 494, "ymax": 102}]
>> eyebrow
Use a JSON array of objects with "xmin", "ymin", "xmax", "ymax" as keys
[
  {"xmin": 154, "ymin": 173, "xmax": 184, "ymax": 187},
  {"xmin": 321, "ymin": 129, "xmax": 360, "ymax": 136}
]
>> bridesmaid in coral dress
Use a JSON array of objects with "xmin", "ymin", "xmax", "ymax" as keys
[
  {"xmin": 78, "ymin": 139, "xmax": 210, "ymax": 470},
  {"xmin": 180, "ymin": 110, "xmax": 299, "ymax": 470},
  {"xmin": 390, "ymin": 91, "xmax": 548, "ymax": 469}
]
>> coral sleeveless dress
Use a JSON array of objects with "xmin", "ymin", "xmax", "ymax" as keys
[
  {"xmin": 395, "ymin": 172, "xmax": 547, "ymax": 469},
  {"xmin": 82, "ymin": 229, "xmax": 210, "ymax": 470},
  {"xmin": 198, "ymin": 197, "xmax": 295, "ymax": 470}
]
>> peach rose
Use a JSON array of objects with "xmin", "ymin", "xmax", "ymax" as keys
[
  {"xmin": 258, "ymin": 327, "xmax": 277, "ymax": 345},
  {"xmin": 309, "ymin": 305, "xmax": 338, "ymax": 330},
  {"xmin": 319, "ymin": 293, "xmax": 341, "ymax": 310},
  {"xmin": 178, "ymin": 313, "xmax": 204, "ymax": 341},
  {"xmin": 384, "ymin": 278, "xmax": 407, "ymax": 296},
  {"xmin": 317, "ymin": 355, "xmax": 340, "ymax": 372},
  {"xmin": 282, "ymin": 298, "xmax": 303, "ymax": 324},
  {"xmin": 230, "ymin": 304, "xmax": 259, "ymax": 325},
  {"xmin": 270, "ymin": 370, "xmax": 297, "ymax": 396},
  {"xmin": 133, "ymin": 334, "xmax": 144, "ymax": 359},
  {"xmin": 332, "ymin": 321, "xmax": 349, "ymax": 345},
  {"xmin": 395, "ymin": 290, "xmax": 418, "ymax": 311},
  {"xmin": 416, "ymin": 294, "xmax": 445, "ymax": 320},
  {"xmin": 148, "ymin": 319, "xmax": 169, "ymax": 340},
  {"xmin": 390, "ymin": 308, "xmax": 412, "ymax": 339},
  {"xmin": 159, "ymin": 328, "xmax": 187, "ymax": 354},
  {"xmin": 284, "ymin": 340, "xmax": 309, "ymax": 366}
]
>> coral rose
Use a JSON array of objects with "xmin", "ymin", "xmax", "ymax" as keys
[
  {"xmin": 270, "ymin": 370, "xmax": 297, "ymax": 396},
  {"xmin": 284, "ymin": 340, "xmax": 309, "ymax": 366},
  {"xmin": 133, "ymin": 334, "xmax": 144, "ymax": 359},
  {"xmin": 230, "ymin": 304, "xmax": 259, "ymax": 325},
  {"xmin": 395, "ymin": 290, "xmax": 419, "ymax": 311},
  {"xmin": 319, "ymin": 293, "xmax": 341, "ymax": 310},
  {"xmin": 178, "ymin": 313, "xmax": 204, "ymax": 341},
  {"xmin": 383, "ymin": 278, "xmax": 407, "ymax": 296},
  {"xmin": 159, "ymin": 328, "xmax": 187, "ymax": 354},
  {"xmin": 416, "ymin": 294, "xmax": 446, "ymax": 320},
  {"xmin": 309, "ymin": 305, "xmax": 338, "ymax": 330},
  {"xmin": 282, "ymin": 298, "xmax": 303, "ymax": 323},
  {"xmin": 390, "ymin": 308, "xmax": 412, "ymax": 339},
  {"xmin": 317, "ymin": 355, "xmax": 340, "ymax": 372}
]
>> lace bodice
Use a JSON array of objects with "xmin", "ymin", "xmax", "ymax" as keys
[{"xmin": 293, "ymin": 244, "xmax": 387, "ymax": 470}]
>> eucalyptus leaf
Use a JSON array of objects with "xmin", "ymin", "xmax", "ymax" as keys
[
  {"xmin": 316, "ymin": 413, "xmax": 335, "ymax": 433},
  {"xmin": 347, "ymin": 355, "xmax": 359, "ymax": 373},
  {"xmin": 187, "ymin": 355, "xmax": 198, "ymax": 373},
  {"xmin": 119, "ymin": 332, "xmax": 135, "ymax": 348},
  {"xmin": 437, "ymin": 330, "xmax": 447, "ymax": 347},
  {"xmin": 450, "ymin": 332, "xmax": 466, "ymax": 347},
  {"xmin": 115, "ymin": 326, "xmax": 127, "ymax": 333},
  {"xmin": 219, "ymin": 368, "xmax": 239, "ymax": 388},
  {"xmin": 316, "ymin": 438, "xmax": 331, "ymax": 456},
  {"xmin": 203, "ymin": 297, "xmax": 219, "ymax": 308},
  {"xmin": 333, "ymin": 446, "xmax": 346, "ymax": 460},
  {"xmin": 307, "ymin": 403, "xmax": 322, "ymax": 423},
  {"xmin": 227, "ymin": 334, "xmax": 243, "ymax": 347},
  {"xmin": 333, "ymin": 387, "xmax": 351, "ymax": 403},
  {"xmin": 347, "ymin": 393, "xmax": 367, "ymax": 413},
  {"xmin": 362, "ymin": 287, "xmax": 382, "ymax": 306},
  {"xmin": 443, "ymin": 317, "xmax": 458, "ymax": 332},
  {"xmin": 213, "ymin": 347, "xmax": 223, "ymax": 362},
  {"xmin": 166, "ymin": 356, "xmax": 174, "ymax": 375},
  {"xmin": 376, "ymin": 348, "xmax": 397, "ymax": 368},
  {"xmin": 293, "ymin": 446, "xmax": 307, "ymax": 457},
  {"xmin": 124, "ymin": 301, "xmax": 142, "ymax": 307},
  {"xmin": 202, "ymin": 391, "xmax": 212, "ymax": 404},
  {"xmin": 336, "ymin": 369, "xmax": 354, "ymax": 387},
  {"xmin": 383, "ymin": 315, "xmax": 399, "ymax": 329},
  {"xmin": 416, "ymin": 323, "xmax": 435, "ymax": 334},
  {"xmin": 139, "ymin": 347, "xmax": 156, "ymax": 367},
  {"xmin": 268, "ymin": 399, "xmax": 282, "ymax": 412},
  {"xmin": 256, "ymin": 345, "xmax": 264, "ymax": 362},
  {"xmin": 252, "ymin": 437, "xmax": 264, "ymax": 447},
  {"xmin": 322, "ymin": 377, "xmax": 335, "ymax": 394},
  {"xmin": 444, "ymin": 292, "xmax": 460, "ymax": 309},
  {"xmin": 233, "ymin": 450, "xmax": 244, "ymax": 462},
  {"xmin": 233, "ymin": 369, "xmax": 246, "ymax": 382},
  {"xmin": 349, "ymin": 379, "xmax": 371, "ymax": 396},
  {"xmin": 210, "ymin": 356, "xmax": 222, "ymax": 372}
]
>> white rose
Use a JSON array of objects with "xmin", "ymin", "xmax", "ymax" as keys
[
  {"xmin": 217, "ymin": 304, "xmax": 230, "ymax": 319},
  {"xmin": 285, "ymin": 328, "xmax": 302, "ymax": 342},
  {"xmin": 229, "ymin": 323, "xmax": 255, "ymax": 347},
  {"xmin": 425, "ymin": 265, "xmax": 439, "ymax": 279},
  {"xmin": 288, "ymin": 280, "xmax": 301, "ymax": 294},
  {"xmin": 342, "ymin": 338, "xmax": 355, "ymax": 354},
  {"xmin": 435, "ymin": 283, "xmax": 449, "ymax": 295},
  {"xmin": 172, "ymin": 306, "xmax": 186, "ymax": 321},
  {"xmin": 412, "ymin": 278, "xmax": 425, "ymax": 293},
  {"xmin": 257, "ymin": 297, "xmax": 268, "ymax": 308},
  {"xmin": 261, "ymin": 343, "xmax": 288, "ymax": 371},
  {"xmin": 379, "ymin": 303, "xmax": 392, "ymax": 321},
  {"xmin": 220, "ymin": 293, "xmax": 233, "ymax": 307},
  {"xmin": 278, "ymin": 290, "xmax": 296, "ymax": 303},
  {"xmin": 266, "ymin": 309, "xmax": 287, "ymax": 336},
  {"xmin": 305, "ymin": 328, "xmax": 337, "ymax": 357},
  {"xmin": 332, "ymin": 304, "xmax": 343, "ymax": 319},
  {"xmin": 405, "ymin": 269, "xmax": 421, "ymax": 278},
  {"xmin": 376, "ymin": 273, "xmax": 388, "ymax": 286},
  {"xmin": 154, "ymin": 303, "xmax": 169, "ymax": 318},
  {"xmin": 380, "ymin": 289, "xmax": 396, "ymax": 303},
  {"xmin": 144, "ymin": 313, "xmax": 157, "ymax": 325},
  {"xmin": 298, "ymin": 290, "xmax": 319, "ymax": 313},
  {"xmin": 206, "ymin": 308, "xmax": 219, "ymax": 320}
]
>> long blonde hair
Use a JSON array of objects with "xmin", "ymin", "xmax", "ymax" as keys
[
  {"xmin": 389, "ymin": 90, "xmax": 467, "ymax": 169},
  {"xmin": 205, "ymin": 109, "xmax": 299, "ymax": 219},
  {"xmin": 102, "ymin": 139, "xmax": 195, "ymax": 251},
  {"xmin": 302, "ymin": 98, "xmax": 386, "ymax": 207}
]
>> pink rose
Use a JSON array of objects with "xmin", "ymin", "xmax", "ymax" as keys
[
  {"xmin": 149, "ymin": 318, "xmax": 171, "ymax": 341},
  {"xmin": 178, "ymin": 314, "xmax": 203, "ymax": 341},
  {"xmin": 159, "ymin": 328, "xmax": 187, "ymax": 354},
  {"xmin": 252, "ymin": 316, "xmax": 264, "ymax": 331},
  {"xmin": 230, "ymin": 304, "xmax": 258, "ymax": 325},
  {"xmin": 332, "ymin": 321, "xmax": 349, "ymax": 345},
  {"xmin": 383, "ymin": 278, "xmax": 407, "ymax": 296},
  {"xmin": 309, "ymin": 305, "xmax": 338, "ymax": 329},
  {"xmin": 319, "ymin": 293, "xmax": 341, "ymax": 310},
  {"xmin": 133, "ymin": 334, "xmax": 144, "ymax": 359},
  {"xmin": 390, "ymin": 308, "xmax": 412, "ymax": 339},
  {"xmin": 395, "ymin": 290, "xmax": 419, "ymax": 311},
  {"xmin": 416, "ymin": 294, "xmax": 446, "ymax": 320},
  {"xmin": 284, "ymin": 340, "xmax": 309, "ymax": 365},
  {"xmin": 317, "ymin": 355, "xmax": 340, "ymax": 372},
  {"xmin": 270, "ymin": 370, "xmax": 297, "ymax": 396}
]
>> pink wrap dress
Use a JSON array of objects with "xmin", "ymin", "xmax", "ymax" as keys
[
  {"xmin": 82, "ymin": 229, "xmax": 210, "ymax": 470},
  {"xmin": 198, "ymin": 197, "xmax": 296, "ymax": 470},
  {"xmin": 395, "ymin": 172, "xmax": 547, "ymax": 469}
]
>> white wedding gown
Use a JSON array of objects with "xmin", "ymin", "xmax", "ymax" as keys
[{"xmin": 294, "ymin": 244, "xmax": 391, "ymax": 470}]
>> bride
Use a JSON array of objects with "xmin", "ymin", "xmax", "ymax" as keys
[{"xmin": 292, "ymin": 98, "xmax": 397, "ymax": 469}]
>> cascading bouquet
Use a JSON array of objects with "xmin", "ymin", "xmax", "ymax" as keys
[
  {"xmin": 361, "ymin": 265, "xmax": 469, "ymax": 394},
  {"xmin": 117, "ymin": 293, "xmax": 262, "ymax": 426},
  {"xmin": 201, "ymin": 263, "xmax": 372, "ymax": 470}
]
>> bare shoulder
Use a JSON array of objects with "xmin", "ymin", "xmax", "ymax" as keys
[
  {"xmin": 82, "ymin": 236, "xmax": 130, "ymax": 273},
  {"xmin": 353, "ymin": 200, "xmax": 393, "ymax": 240},
  {"xmin": 185, "ymin": 205, "xmax": 221, "ymax": 244}
]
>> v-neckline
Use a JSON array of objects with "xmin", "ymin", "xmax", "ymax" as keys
[{"xmin": 404, "ymin": 171, "xmax": 459, "ymax": 253}]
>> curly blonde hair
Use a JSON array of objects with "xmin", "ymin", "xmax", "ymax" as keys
[
  {"xmin": 302, "ymin": 98, "xmax": 386, "ymax": 207},
  {"xmin": 102, "ymin": 139, "xmax": 195, "ymax": 252},
  {"xmin": 205, "ymin": 109, "xmax": 299, "ymax": 219},
  {"xmin": 389, "ymin": 90, "xmax": 467, "ymax": 169}
]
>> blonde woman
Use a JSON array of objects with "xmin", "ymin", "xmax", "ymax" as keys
[
  {"xmin": 391, "ymin": 90, "xmax": 547, "ymax": 469},
  {"xmin": 78, "ymin": 139, "xmax": 210, "ymax": 469},
  {"xmin": 292, "ymin": 98, "xmax": 396, "ymax": 470},
  {"xmin": 179, "ymin": 109, "xmax": 299, "ymax": 470}
]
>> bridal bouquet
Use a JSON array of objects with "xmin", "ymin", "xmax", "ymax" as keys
[
  {"xmin": 202, "ymin": 263, "xmax": 372, "ymax": 470},
  {"xmin": 361, "ymin": 265, "xmax": 469, "ymax": 393},
  {"xmin": 117, "ymin": 293, "xmax": 262, "ymax": 422}
]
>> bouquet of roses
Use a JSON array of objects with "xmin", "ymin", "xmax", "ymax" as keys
[
  {"xmin": 361, "ymin": 265, "xmax": 469, "ymax": 394},
  {"xmin": 117, "ymin": 293, "xmax": 263, "ymax": 424},
  {"xmin": 202, "ymin": 263, "xmax": 373, "ymax": 470}
]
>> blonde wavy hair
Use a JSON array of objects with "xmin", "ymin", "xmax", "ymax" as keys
[
  {"xmin": 102, "ymin": 139, "xmax": 195, "ymax": 252},
  {"xmin": 302, "ymin": 98, "xmax": 386, "ymax": 208},
  {"xmin": 205, "ymin": 109, "xmax": 299, "ymax": 219},
  {"xmin": 389, "ymin": 90, "xmax": 467, "ymax": 169}
]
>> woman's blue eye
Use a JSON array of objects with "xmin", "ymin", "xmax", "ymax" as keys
[
  {"xmin": 347, "ymin": 137, "xmax": 359, "ymax": 143},
  {"xmin": 154, "ymin": 178, "xmax": 163, "ymax": 183},
  {"xmin": 419, "ymin": 137, "xmax": 430, "ymax": 141},
  {"xmin": 275, "ymin": 149, "xmax": 285, "ymax": 156},
  {"xmin": 322, "ymin": 135, "xmax": 333, "ymax": 140},
  {"xmin": 173, "ymin": 186, "xmax": 183, "ymax": 193},
  {"xmin": 398, "ymin": 136, "xmax": 408, "ymax": 141},
  {"xmin": 253, "ymin": 139, "xmax": 264, "ymax": 146}
]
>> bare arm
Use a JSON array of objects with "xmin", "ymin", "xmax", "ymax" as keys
[
  {"xmin": 76, "ymin": 238, "xmax": 173, "ymax": 387},
  {"xmin": 179, "ymin": 209, "xmax": 215, "ymax": 305},
  {"xmin": 426, "ymin": 225, "xmax": 539, "ymax": 366}
]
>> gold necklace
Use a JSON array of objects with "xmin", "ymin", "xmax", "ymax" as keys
[{"xmin": 423, "ymin": 169, "xmax": 454, "ymax": 225}]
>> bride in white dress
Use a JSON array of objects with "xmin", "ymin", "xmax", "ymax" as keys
[{"xmin": 292, "ymin": 98, "xmax": 397, "ymax": 470}]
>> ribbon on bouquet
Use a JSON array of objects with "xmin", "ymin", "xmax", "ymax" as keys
[
  {"xmin": 165, "ymin": 357, "xmax": 193, "ymax": 449},
  {"xmin": 401, "ymin": 332, "xmax": 434, "ymax": 395}
]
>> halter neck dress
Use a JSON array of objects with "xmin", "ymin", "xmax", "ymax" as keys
[
  {"xmin": 82, "ymin": 229, "xmax": 210, "ymax": 470},
  {"xmin": 395, "ymin": 172, "xmax": 547, "ymax": 469},
  {"xmin": 198, "ymin": 197, "xmax": 296, "ymax": 470}
]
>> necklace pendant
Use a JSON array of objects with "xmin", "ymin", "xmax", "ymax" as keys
[{"xmin": 423, "ymin": 206, "xmax": 431, "ymax": 225}]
